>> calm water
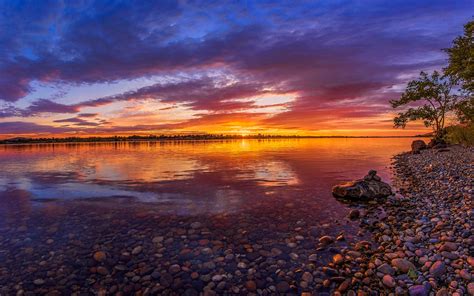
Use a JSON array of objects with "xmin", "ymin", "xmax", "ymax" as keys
[
  {"xmin": 0, "ymin": 138, "xmax": 416, "ymax": 293},
  {"xmin": 0, "ymin": 138, "xmax": 414, "ymax": 217}
]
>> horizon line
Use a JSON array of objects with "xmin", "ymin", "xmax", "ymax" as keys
[{"xmin": 0, "ymin": 133, "xmax": 431, "ymax": 144}]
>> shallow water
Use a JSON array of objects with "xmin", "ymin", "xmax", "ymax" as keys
[
  {"xmin": 0, "ymin": 138, "xmax": 418, "ymax": 293},
  {"xmin": 0, "ymin": 138, "xmax": 413, "ymax": 214}
]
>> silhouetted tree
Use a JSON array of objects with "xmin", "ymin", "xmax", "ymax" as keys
[
  {"xmin": 445, "ymin": 20, "xmax": 473, "ymax": 94},
  {"xmin": 390, "ymin": 71, "xmax": 457, "ymax": 139},
  {"xmin": 453, "ymin": 97, "xmax": 474, "ymax": 124},
  {"xmin": 444, "ymin": 20, "xmax": 473, "ymax": 124}
]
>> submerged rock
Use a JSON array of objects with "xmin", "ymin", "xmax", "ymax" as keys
[{"xmin": 332, "ymin": 170, "xmax": 392, "ymax": 200}]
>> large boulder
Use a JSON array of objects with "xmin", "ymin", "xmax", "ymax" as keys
[
  {"xmin": 332, "ymin": 170, "xmax": 392, "ymax": 200},
  {"xmin": 411, "ymin": 140, "xmax": 427, "ymax": 154}
]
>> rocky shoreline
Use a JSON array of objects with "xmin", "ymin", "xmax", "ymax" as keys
[
  {"xmin": 321, "ymin": 145, "xmax": 473, "ymax": 295},
  {"xmin": 0, "ymin": 146, "xmax": 472, "ymax": 295}
]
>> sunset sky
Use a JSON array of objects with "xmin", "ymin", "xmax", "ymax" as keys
[{"xmin": 0, "ymin": 1, "xmax": 472, "ymax": 138}]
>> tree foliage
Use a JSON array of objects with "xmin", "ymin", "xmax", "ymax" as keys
[
  {"xmin": 390, "ymin": 71, "xmax": 456, "ymax": 138},
  {"xmin": 444, "ymin": 20, "xmax": 474, "ymax": 94},
  {"xmin": 454, "ymin": 96, "xmax": 474, "ymax": 124},
  {"xmin": 444, "ymin": 20, "xmax": 474, "ymax": 125}
]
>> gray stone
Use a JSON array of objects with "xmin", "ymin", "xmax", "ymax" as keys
[{"xmin": 332, "ymin": 170, "xmax": 392, "ymax": 200}]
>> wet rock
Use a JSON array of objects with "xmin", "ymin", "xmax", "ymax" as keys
[{"xmin": 332, "ymin": 170, "xmax": 392, "ymax": 200}]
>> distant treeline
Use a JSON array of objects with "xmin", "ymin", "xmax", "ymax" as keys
[{"xmin": 0, "ymin": 134, "xmax": 429, "ymax": 144}]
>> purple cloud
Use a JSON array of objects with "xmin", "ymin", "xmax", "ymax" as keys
[
  {"xmin": 0, "ymin": 1, "xmax": 472, "ymax": 134},
  {"xmin": 0, "ymin": 122, "xmax": 71, "ymax": 134}
]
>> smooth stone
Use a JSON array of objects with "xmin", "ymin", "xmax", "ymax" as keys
[
  {"xmin": 391, "ymin": 258, "xmax": 416, "ymax": 273},
  {"xmin": 97, "ymin": 266, "xmax": 109, "ymax": 275},
  {"xmin": 190, "ymin": 222, "xmax": 202, "ymax": 229},
  {"xmin": 338, "ymin": 279, "xmax": 351, "ymax": 292},
  {"xmin": 382, "ymin": 274, "xmax": 396, "ymax": 288},
  {"xmin": 333, "ymin": 254, "xmax": 344, "ymax": 265},
  {"xmin": 467, "ymin": 257, "xmax": 474, "ymax": 267},
  {"xmin": 467, "ymin": 283, "xmax": 474, "ymax": 296},
  {"xmin": 377, "ymin": 263, "xmax": 395, "ymax": 275},
  {"xmin": 93, "ymin": 251, "xmax": 107, "ymax": 262},
  {"xmin": 160, "ymin": 273, "xmax": 173, "ymax": 287},
  {"xmin": 439, "ymin": 242, "xmax": 458, "ymax": 251},
  {"xmin": 332, "ymin": 170, "xmax": 392, "ymax": 199},
  {"xmin": 459, "ymin": 269, "xmax": 471, "ymax": 280},
  {"xmin": 169, "ymin": 264, "xmax": 181, "ymax": 274},
  {"xmin": 309, "ymin": 254, "xmax": 318, "ymax": 261},
  {"xmin": 245, "ymin": 280, "xmax": 257, "ymax": 291},
  {"xmin": 411, "ymin": 140, "xmax": 427, "ymax": 153},
  {"xmin": 152, "ymin": 236, "xmax": 164, "ymax": 243},
  {"xmin": 429, "ymin": 261, "xmax": 446, "ymax": 278},
  {"xmin": 132, "ymin": 246, "xmax": 143, "ymax": 255},
  {"xmin": 348, "ymin": 209, "xmax": 360, "ymax": 219},
  {"xmin": 301, "ymin": 272, "xmax": 313, "ymax": 283},
  {"xmin": 409, "ymin": 284, "xmax": 429, "ymax": 296},
  {"xmin": 319, "ymin": 236, "xmax": 334, "ymax": 245},
  {"xmin": 436, "ymin": 288, "xmax": 448, "ymax": 296},
  {"xmin": 33, "ymin": 279, "xmax": 45, "ymax": 286},
  {"xmin": 276, "ymin": 281, "xmax": 290, "ymax": 293}
]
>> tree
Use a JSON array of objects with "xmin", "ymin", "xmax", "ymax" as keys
[
  {"xmin": 444, "ymin": 20, "xmax": 473, "ymax": 95},
  {"xmin": 444, "ymin": 20, "xmax": 473, "ymax": 125},
  {"xmin": 390, "ymin": 71, "xmax": 457, "ymax": 139},
  {"xmin": 454, "ymin": 96, "xmax": 474, "ymax": 124}
]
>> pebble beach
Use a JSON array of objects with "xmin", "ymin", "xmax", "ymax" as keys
[{"xmin": 323, "ymin": 145, "xmax": 473, "ymax": 295}]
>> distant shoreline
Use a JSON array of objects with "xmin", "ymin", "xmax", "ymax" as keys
[{"xmin": 0, "ymin": 135, "xmax": 430, "ymax": 145}]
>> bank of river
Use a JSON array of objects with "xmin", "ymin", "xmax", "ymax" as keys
[{"xmin": 321, "ymin": 145, "xmax": 473, "ymax": 296}]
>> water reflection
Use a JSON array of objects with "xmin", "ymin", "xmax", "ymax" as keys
[{"xmin": 0, "ymin": 139, "xmax": 416, "ymax": 215}]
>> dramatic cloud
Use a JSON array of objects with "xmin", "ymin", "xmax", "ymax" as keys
[
  {"xmin": 0, "ymin": 122, "xmax": 72, "ymax": 134},
  {"xmin": 0, "ymin": 1, "xmax": 471, "ymax": 136}
]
